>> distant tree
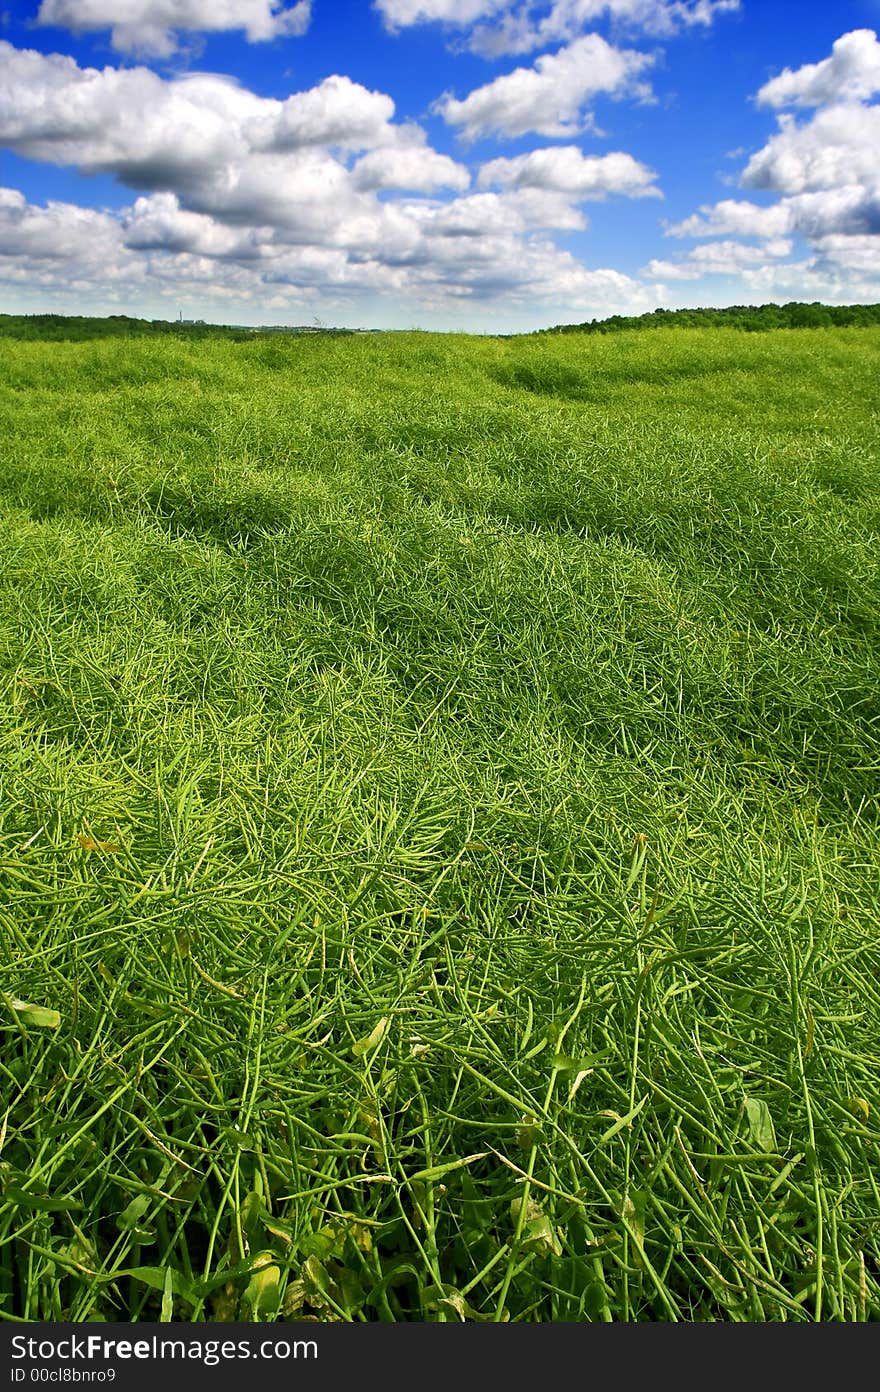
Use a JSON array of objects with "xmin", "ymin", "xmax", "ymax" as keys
[
  {"xmin": 787, "ymin": 302, "xmax": 833, "ymax": 328},
  {"xmin": 534, "ymin": 301, "xmax": 880, "ymax": 338}
]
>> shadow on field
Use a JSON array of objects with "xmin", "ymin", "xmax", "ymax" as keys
[
  {"xmin": 142, "ymin": 474, "xmax": 302, "ymax": 545},
  {"xmin": 490, "ymin": 356, "xmax": 742, "ymax": 399}
]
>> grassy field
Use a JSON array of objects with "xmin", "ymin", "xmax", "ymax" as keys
[{"xmin": 1, "ymin": 325, "xmax": 879, "ymax": 1323}]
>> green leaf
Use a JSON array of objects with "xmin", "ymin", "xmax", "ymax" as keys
[
  {"xmin": 242, "ymin": 1252, "xmax": 281, "ymax": 1319},
  {"xmin": 8, "ymin": 998, "xmax": 60, "ymax": 1029},
  {"xmin": 352, "ymin": 1016, "xmax": 389, "ymax": 1058},
  {"xmin": 409, "ymin": 1152, "xmax": 488, "ymax": 1183},
  {"xmin": 514, "ymin": 1115, "xmax": 542, "ymax": 1150},
  {"xmin": 299, "ymin": 1228, "xmax": 338, "ymax": 1260},
  {"xmin": 744, "ymin": 1097, "xmax": 777, "ymax": 1153},
  {"xmin": 620, "ymin": 1190, "xmax": 646, "ymax": 1247},
  {"xmin": 116, "ymin": 1194, "xmax": 150, "ymax": 1232},
  {"xmin": 241, "ymin": 1187, "xmax": 268, "ymax": 1249},
  {"xmin": 222, "ymin": 1126, "xmax": 259, "ymax": 1153},
  {"xmin": 510, "ymin": 1197, "xmax": 562, "ymax": 1258},
  {"xmin": 116, "ymin": 1266, "xmax": 194, "ymax": 1301},
  {"xmin": 302, "ymin": 1255, "xmax": 339, "ymax": 1313},
  {"xmin": 421, "ymin": 1283, "xmax": 500, "ymax": 1321},
  {"xmin": 597, "ymin": 1095, "xmax": 647, "ymax": 1144},
  {"xmin": 551, "ymin": 1051, "xmax": 609, "ymax": 1073},
  {"xmin": 5, "ymin": 1186, "xmax": 80, "ymax": 1213},
  {"xmin": 334, "ymin": 1265, "xmax": 366, "ymax": 1317},
  {"xmin": 160, "ymin": 1267, "xmax": 174, "ymax": 1323}
]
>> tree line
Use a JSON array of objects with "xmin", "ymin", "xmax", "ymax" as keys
[
  {"xmin": 538, "ymin": 302, "xmax": 880, "ymax": 336},
  {"xmin": 0, "ymin": 314, "xmax": 356, "ymax": 342},
  {"xmin": 0, "ymin": 313, "xmax": 244, "ymax": 341},
  {"xmin": 2, "ymin": 301, "xmax": 880, "ymax": 341}
]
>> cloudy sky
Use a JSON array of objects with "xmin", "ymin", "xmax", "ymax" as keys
[{"xmin": 1, "ymin": 0, "xmax": 879, "ymax": 329}]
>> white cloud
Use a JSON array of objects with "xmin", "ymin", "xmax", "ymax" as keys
[
  {"xmin": 394, "ymin": 213, "xmax": 655, "ymax": 306},
  {"xmin": 782, "ymin": 187, "xmax": 880, "ymax": 239},
  {"xmin": 645, "ymin": 237, "xmax": 793, "ymax": 279},
  {"xmin": 668, "ymin": 198, "xmax": 792, "ymax": 239},
  {"xmin": 263, "ymin": 76, "xmax": 398, "ymax": 152},
  {"xmin": 0, "ymin": 35, "xmax": 656, "ymax": 323},
  {"xmin": 351, "ymin": 145, "xmax": 471, "ymax": 192},
  {"xmin": 178, "ymin": 151, "xmax": 373, "ymax": 238},
  {"xmin": 811, "ymin": 233, "xmax": 880, "ymax": 279},
  {"xmin": 375, "ymin": 0, "xmax": 508, "ymax": 27},
  {"xmin": 0, "ymin": 46, "xmax": 411, "ymax": 186},
  {"xmin": 0, "ymin": 29, "xmax": 662, "ymax": 333},
  {"xmin": 36, "ymin": 0, "xmax": 311, "ymax": 57},
  {"xmin": 0, "ymin": 43, "xmax": 265, "ymax": 183},
  {"xmin": 122, "ymin": 192, "xmax": 272, "ymax": 258},
  {"xmin": 0, "ymin": 42, "xmax": 464, "ymax": 252},
  {"xmin": 0, "ymin": 186, "xmax": 124, "ymax": 266},
  {"xmin": 471, "ymin": 0, "xmax": 738, "ymax": 57},
  {"xmin": 0, "ymin": 186, "xmax": 269, "ymax": 307},
  {"xmin": 670, "ymin": 189, "xmax": 880, "ymax": 242},
  {"xmin": 438, "ymin": 34, "xmax": 654, "ymax": 139},
  {"xmin": 729, "ymin": 257, "xmax": 880, "ymax": 309},
  {"xmin": 756, "ymin": 28, "xmax": 880, "ymax": 109},
  {"xmin": 502, "ymin": 188, "xmax": 589, "ymax": 227},
  {"xmin": 480, "ymin": 144, "xmax": 659, "ymax": 198},
  {"xmin": 0, "ymin": 183, "xmax": 656, "ymax": 323},
  {"xmin": 0, "ymin": 36, "xmax": 658, "ymax": 327},
  {"xmin": 406, "ymin": 188, "xmax": 578, "ymax": 235},
  {"xmin": 739, "ymin": 34, "xmax": 880, "ymax": 260},
  {"xmin": 661, "ymin": 30, "xmax": 880, "ymax": 301},
  {"xmin": 413, "ymin": 191, "xmax": 532, "ymax": 237},
  {"xmin": 0, "ymin": 44, "xmax": 481, "ymax": 305},
  {"xmin": 743, "ymin": 103, "xmax": 880, "ymax": 198},
  {"xmin": 376, "ymin": 0, "xmax": 738, "ymax": 55}
]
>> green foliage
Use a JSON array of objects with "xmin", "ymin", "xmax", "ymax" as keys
[
  {"xmin": 539, "ymin": 301, "xmax": 880, "ymax": 336},
  {"xmin": 0, "ymin": 327, "xmax": 879, "ymax": 1323},
  {"xmin": 3, "ymin": 300, "xmax": 878, "ymax": 345},
  {"xmin": 0, "ymin": 314, "xmax": 355, "ymax": 343},
  {"xmin": 0, "ymin": 313, "xmax": 241, "ymax": 343}
]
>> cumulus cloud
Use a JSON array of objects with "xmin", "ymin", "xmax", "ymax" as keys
[
  {"xmin": 376, "ymin": 0, "xmax": 738, "ymax": 54},
  {"xmin": 479, "ymin": 144, "xmax": 659, "ymax": 198},
  {"xmin": 0, "ymin": 37, "xmax": 661, "ymax": 324},
  {"xmin": 122, "ymin": 192, "xmax": 272, "ymax": 258},
  {"xmin": 0, "ymin": 186, "xmax": 124, "ymax": 265},
  {"xmin": 375, "ymin": 0, "xmax": 509, "ymax": 27},
  {"xmin": 0, "ymin": 45, "xmax": 413, "ymax": 187},
  {"xmin": 742, "ymin": 103, "xmax": 880, "ymax": 198},
  {"xmin": 670, "ymin": 189, "xmax": 880, "ymax": 242},
  {"xmin": 260, "ymin": 76, "xmax": 398, "ymax": 152},
  {"xmin": 756, "ymin": 28, "xmax": 880, "ymax": 109},
  {"xmin": 407, "ymin": 187, "xmax": 584, "ymax": 236},
  {"xmin": 471, "ymin": 0, "xmax": 738, "ymax": 57},
  {"xmin": 36, "ymin": 0, "xmax": 311, "ymax": 57},
  {"xmin": 0, "ymin": 42, "xmax": 473, "ymax": 250},
  {"xmin": 645, "ymin": 237, "xmax": 793, "ymax": 279},
  {"xmin": 659, "ymin": 30, "xmax": 880, "ymax": 300},
  {"xmin": 736, "ymin": 36, "xmax": 880, "ymax": 267},
  {"xmin": 0, "ymin": 183, "xmax": 655, "ymax": 323},
  {"xmin": 438, "ymin": 34, "xmax": 654, "ymax": 139},
  {"xmin": 0, "ymin": 47, "xmax": 260, "ymax": 186},
  {"xmin": 668, "ymin": 198, "xmax": 792, "ymax": 239},
  {"xmin": 737, "ymin": 32, "xmax": 880, "ymax": 251},
  {"xmin": 720, "ymin": 249, "xmax": 880, "ymax": 305},
  {"xmin": 387, "ymin": 212, "xmax": 655, "ymax": 306},
  {"xmin": 0, "ymin": 186, "xmax": 266, "ymax": 307},
  {"xmin": 811, "ymin": 233, "xmax": 880, "ymax": 279},
  {"xmin": 351, "ymin": 145, "xmax": 471, "ymax": 192}
]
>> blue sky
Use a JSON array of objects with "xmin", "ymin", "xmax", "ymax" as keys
[{"xmin": 1, "ymin": 0, "xmax": 879, "ymax": 329}]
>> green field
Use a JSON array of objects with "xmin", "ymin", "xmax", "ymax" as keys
[{"xmin": 1, "ymin": 325, "xmax": 879, "ymax": 1322}]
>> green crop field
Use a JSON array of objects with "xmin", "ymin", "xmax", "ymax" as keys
[{"xmin": 1, "ymin": 324, "xmax": 879, "ymax": 1322}]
